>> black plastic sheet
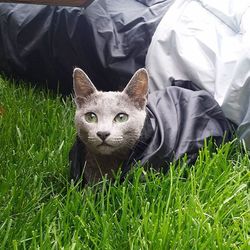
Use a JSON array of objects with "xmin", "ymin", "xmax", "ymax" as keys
[{"xmin": 0, "ymin": 0, "xmax": 172, "ymax": 94}]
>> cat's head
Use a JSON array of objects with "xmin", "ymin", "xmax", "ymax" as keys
[{"xmin": 73, "ymin": 68, "xmax": 148, "ymax": 156}]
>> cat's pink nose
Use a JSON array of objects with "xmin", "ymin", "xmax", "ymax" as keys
[{"xmin": 97, "ymin": 131, "xmax": 110, "ymax": 141}]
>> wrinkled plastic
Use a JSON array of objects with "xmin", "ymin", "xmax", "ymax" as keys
[
  {"xmin": 146, "ymin": 0, "xmax": 250, "ymax": 148},
  {"xmin": 0, "ymin": 0, "xmax": 172, "ymax": 94}
]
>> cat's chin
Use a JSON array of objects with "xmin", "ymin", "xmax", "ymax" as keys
[
  {"xmin": 88, "ymin": 144, "xmax": 129, "ymax": 157},
  {"xmin": 96, "ymin": 144, "xmax": 114, "ymax": 155}
]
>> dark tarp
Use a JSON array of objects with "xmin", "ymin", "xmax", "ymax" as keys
[
  {"xmin": 69, "ymin": 82, "xmax": 233, "ymax": 185},
  {"xmin": 0, "ymin": 0, "xmax": 172, "ymax": 94}
]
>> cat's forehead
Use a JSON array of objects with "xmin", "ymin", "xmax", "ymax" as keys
[
  {"xmin": 83, "ymin": 91, "xmax": 133, "ymax": 111},
  {"xmin": 94, "ymin": 91, "xmax": 126, "ymax": 104}
]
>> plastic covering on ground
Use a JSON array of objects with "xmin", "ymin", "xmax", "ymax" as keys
[
  {"xmin": 0, "ymin": 0, "xmax": 173, "ymax": 94},
  {"xmin": 146, "ymin": 0, "xmax": 250, "ymax": 148}
]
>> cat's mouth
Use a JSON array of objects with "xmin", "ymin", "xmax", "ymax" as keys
[{"xmin": 97, "ymin": 142, "xmax": 113, "ymax": 147}]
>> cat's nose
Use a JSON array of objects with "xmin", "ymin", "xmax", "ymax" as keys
[{"xmin": 97, "ymin": 131, "xmax": 110, "ymax": 141}]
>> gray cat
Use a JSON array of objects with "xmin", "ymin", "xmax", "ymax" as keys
[
  {"xmin": 70, "ymin": 68, "xmax": 232, "ymax": 186},
  {"xmin": 73, "ymin": 67, "xmax": 148, "ymax": 184}
]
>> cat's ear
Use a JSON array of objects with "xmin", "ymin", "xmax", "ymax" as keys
[
  {"xmin": 123, "ymin": 68, "xmax": 149, "ymax": 109},
  {"xmin": 73, "ymin": 68, "xmax": 97, "ymax": 107}
]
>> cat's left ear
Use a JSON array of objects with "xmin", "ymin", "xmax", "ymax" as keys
[
  {"xmin": 123, "ymin": 68, "xmax": 149, "ymax": 109},
  {"xmin": 73, "ymin": 68, "xmax": 97, "ymax": 108}
]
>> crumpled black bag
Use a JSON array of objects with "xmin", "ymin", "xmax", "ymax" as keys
[{"xmin": 0, "ymin": 0, "xmax": 172, "ymax": 94}]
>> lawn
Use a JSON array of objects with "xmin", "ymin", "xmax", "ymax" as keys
[{"xmin": 0, "ymin": 76, "xmax": 249, "ymax": 249}]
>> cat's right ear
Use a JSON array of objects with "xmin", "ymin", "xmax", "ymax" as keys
[
  {"xmin": 123, "ymin": 68, "xmax": 149, "ymax": 109},
  {"xmin": 73, "ymin": 68, "xmax": 97, "ymax": 108}
]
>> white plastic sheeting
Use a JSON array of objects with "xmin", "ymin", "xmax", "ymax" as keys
[{"xmin": 146, "ymin": 0, "xmax": 250, "ymax": 148}]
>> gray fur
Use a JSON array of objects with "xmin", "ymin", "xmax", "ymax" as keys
[{"xmin": 73, "ymin": 68, "xmax": 148, "ymax": 183}]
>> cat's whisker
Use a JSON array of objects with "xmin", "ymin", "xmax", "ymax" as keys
[
  {"xmin": 88, "ymin": 137, "xmax": 97, "ymax": 142},
  {"xmin": 115, "ymin": 136, "xmax": 123, "ymax": 139},
  {"xmin": 112, "ymin": 138, "xmax": 123, "ymax": 142}
]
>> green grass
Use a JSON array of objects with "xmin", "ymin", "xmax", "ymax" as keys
[{"xmin": 0, "ymin": 76, "xmax": 249, "ymax": 249}]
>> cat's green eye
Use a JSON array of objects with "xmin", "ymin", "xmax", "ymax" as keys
[
  {"xmin": 114, "ymin": 113, "xmax": 129, "ymax": 123},
  {"xmin": 85, "ymin": 112, "xmax": 98, "ymax": 123}
]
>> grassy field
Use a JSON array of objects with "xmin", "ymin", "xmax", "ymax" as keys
[{"xmin": 0, "ymin": 76, "xmax": 249, "ymax": 249}]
